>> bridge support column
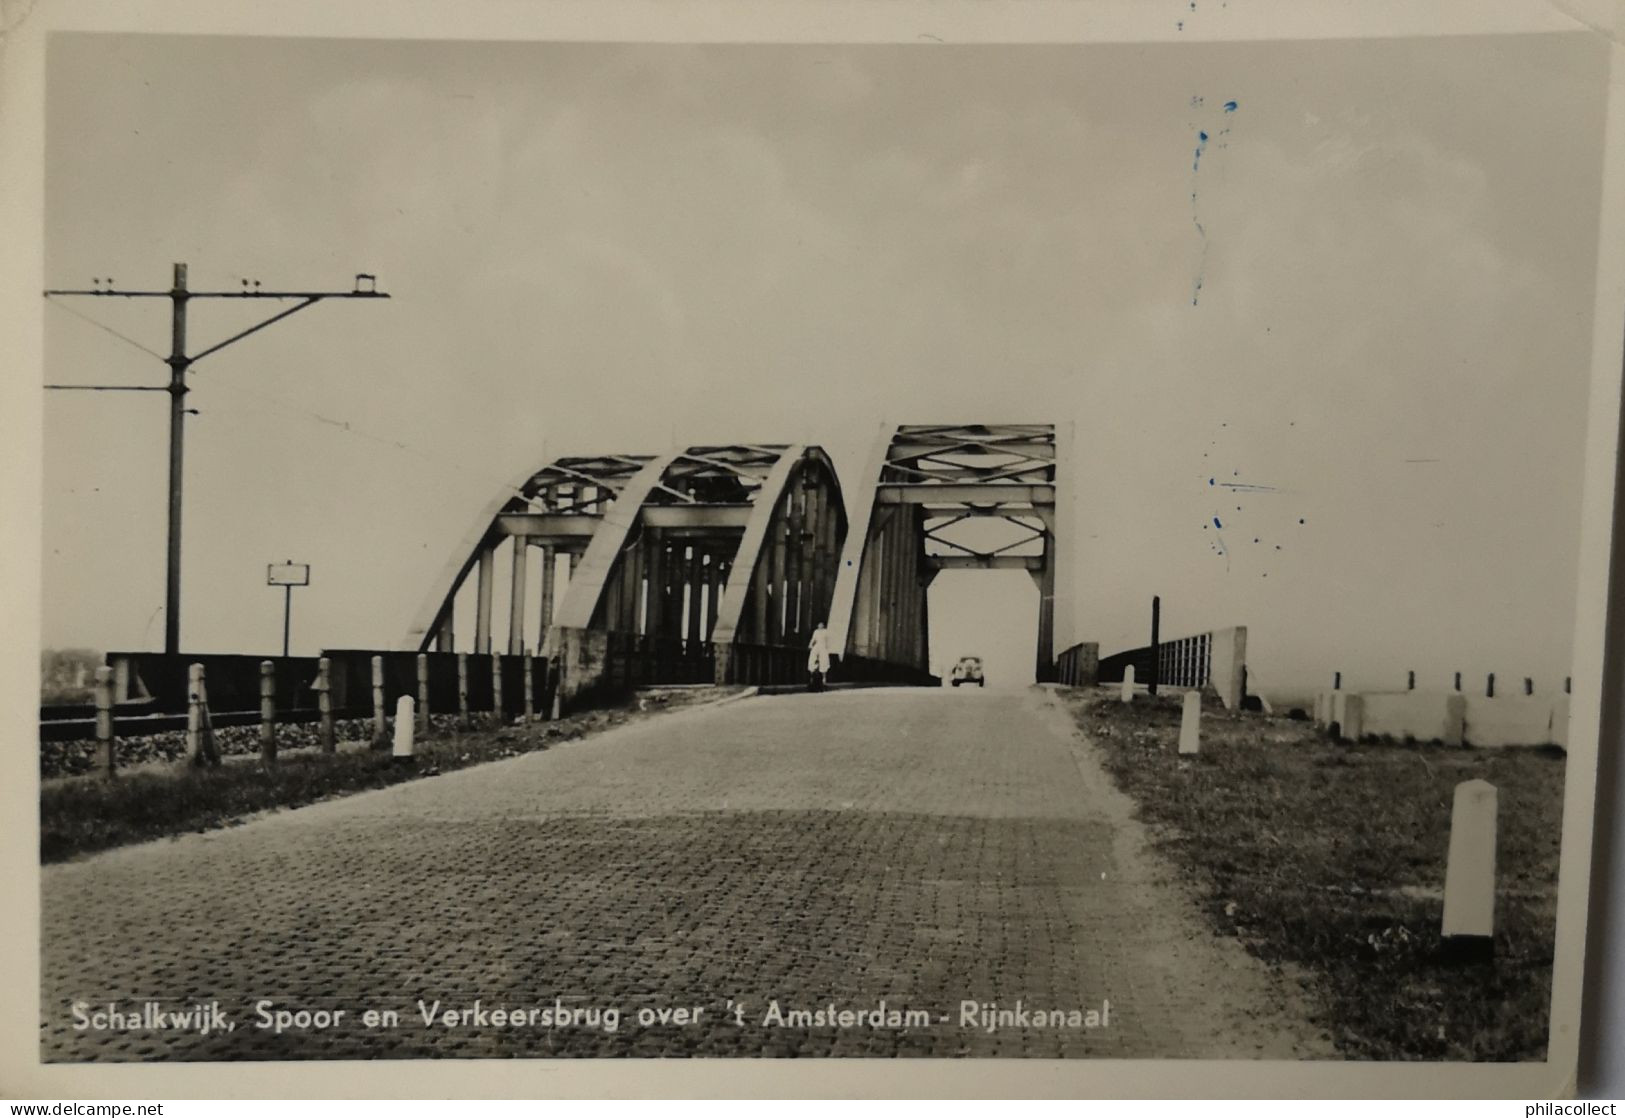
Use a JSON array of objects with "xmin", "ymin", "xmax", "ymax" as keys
[
  {"xmin": 769, "ymin": 510, "xmax": 788, "ymax": 642},
  {"xmin": 537, "ymin": 545, "xmax": 556, "ymax": 647},
  {"xmin": 1033, "ymin": 528, "xmax": 1056, "ymax": 682},
  {"xmin": 508, "ymin": 536, "xmax": 529, "ymax": 654},
  {"xmin": 706, "ymin": 557, "xmax": 723, "ymax": 638},
  {"xmin": 474, "ymin": 545, "xmax": 495, "ymax": 654},
  {"xmin": 806, "ymin": 484, "xmax": 826, "ymax": 627},
  {"xmin": 644, "ymin": 529, "xmax": 666, "ymax": 637}
]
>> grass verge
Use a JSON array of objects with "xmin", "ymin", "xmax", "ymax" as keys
[
  {"xmin": 1060, "ymin": 688, "xmax": 1565, "ymax": 1061},
  {"xmin": 42, "ymin": 688, "xmax": 737, "ymax": 864}
]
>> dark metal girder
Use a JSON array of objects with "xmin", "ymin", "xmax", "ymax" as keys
[
  {"xmin": 890, "ymin": 441, "xmax": 1056, "ymax": 461},
  {"xmin": 878, "ymin": 483, "xmax": 1053, "ymax": 505},
  {"xmin": 921, "ymin": 505, "xmax": 1044, "ymax": 519},
  {"xmin": 926, "ymin": 555, "xmax": 1045, "ymax": 570},
  {"xmin": 884, "ymin": 464, "xmax": 1052, "ymax": 483}
]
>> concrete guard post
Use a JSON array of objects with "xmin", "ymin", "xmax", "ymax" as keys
[
  {"xmin": 1178, "ymin": 691, "xmax": 1202, "ymax": 755},
  {"xmin": 1120, "ymin": 664, "xmax": 1136, "ymax": 704},
  {"xmin": 1442, "ymin": 778, "xmax": 1498, "ymax": 961},
  {"xmin": 392, "ymin": 695, "xmax": 416, "ymax": 763}
]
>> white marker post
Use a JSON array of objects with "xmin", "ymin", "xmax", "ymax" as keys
[
  {"xmin": 1442, "ymin": 778, "xmax": 1498, "ymax": 960},
  {"xmin": 392, "ymin": 695, "xmax": 416, "ymax": 761},
  {"xmin": 1179, "ymin": 691, "xmax": 1202, "ymax": 755},
  {"xmin": 1120, "ymin": 664, "xmax": 1136, "ymax": 703}
]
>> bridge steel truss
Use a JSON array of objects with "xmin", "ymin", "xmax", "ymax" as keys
[
  {"xmin": 407, "ymin": 444, "xmax": 846, "ymax": 698},
  {"xmin": 826, "ymin": 423, "xmax": 1075, "ymax": 683},
  {"xmin": 403, "ymin": 454, "xmax": 655, "ymax": 655}
]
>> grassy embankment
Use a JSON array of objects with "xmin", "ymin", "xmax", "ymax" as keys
[
  {"xmin": 41, "ymin": 688, "xmax": 736, "ymax": 864},
  {"xmin": 1061, "ymin": 688, "xmax": 1565, "ymax": 1062}
]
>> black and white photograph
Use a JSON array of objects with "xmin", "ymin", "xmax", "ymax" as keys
[{"xmin": 4, "ymin": 0, "xmax": 1623, "ymax": 1100}]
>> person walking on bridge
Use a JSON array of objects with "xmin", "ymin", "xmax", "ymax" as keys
[{"xmin": 807, "ymin": 621, "xmax": 831, "ymax": 691}]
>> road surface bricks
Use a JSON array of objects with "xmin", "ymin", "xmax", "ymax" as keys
[{"xmin": 41, "ymin": 688, "xmax": 1331, "ymax": 1060}]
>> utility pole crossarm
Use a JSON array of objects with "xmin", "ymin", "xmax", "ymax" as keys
[
  {"xmin": 43, "ymin": 289, "xmax": 173, "ymax": 298},
  {"xmin": 44, "ymin": 384, "xmax": 168, "ymax": 391}
]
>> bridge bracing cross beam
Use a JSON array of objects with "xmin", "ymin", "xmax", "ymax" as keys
[{"xmin": 827, "ymin": 422, "xmax": 1075, "ymax": 683}]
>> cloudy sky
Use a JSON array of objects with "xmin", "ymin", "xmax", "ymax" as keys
[{"xmin": 40, "ymin": 31, "xmax": 1609, "ymax": 695}]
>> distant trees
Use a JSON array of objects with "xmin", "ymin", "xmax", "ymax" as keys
[{"xmin": 40, "ymin": 648, "xmax": 102, "ymax": 704}]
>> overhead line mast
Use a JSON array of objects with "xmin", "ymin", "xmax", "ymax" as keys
[{"xmin": 44, "ymin": 263, "xmax": 389, "ymax": 654}]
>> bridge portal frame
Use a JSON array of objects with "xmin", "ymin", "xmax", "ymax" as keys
[{"xmin": 827, "ymin": 422, "xmax": 1074, "ymax": 682}]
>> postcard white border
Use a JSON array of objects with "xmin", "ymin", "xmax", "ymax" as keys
[{"xmin": 2, "ymin": 0, "xmax": 1621, "ymax": 1099}]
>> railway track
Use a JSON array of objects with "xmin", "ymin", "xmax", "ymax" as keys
[{"xmin": 39, "ymin": 704, "xmax": 358, "ymax": 743}]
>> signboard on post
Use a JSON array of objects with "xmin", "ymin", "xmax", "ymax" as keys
[
  {"xmin": 267, "ymin": 562, "xmax": 311, "ymax": 587},
  {"xmin": 267, "ymin": 561, "xmax": 310, "ymax": 655}
]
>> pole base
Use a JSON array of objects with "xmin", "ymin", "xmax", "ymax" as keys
[{"xmin": 1439, "ymin": 934, "xmax": 1494, "ymax": 965}]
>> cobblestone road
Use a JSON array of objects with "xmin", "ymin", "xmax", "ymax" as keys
[{"xmin": 41, "ymin": 687, "xmax": 1331, "ymax": 1061}]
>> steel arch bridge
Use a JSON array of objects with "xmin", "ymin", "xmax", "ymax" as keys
[
  {"xmin": 826, "ymin": 423, "xmax": 1074, "ymax": 683},
  {"xmin": 404, "ymin": 444, "xmax": 847, "ymax": 696}
]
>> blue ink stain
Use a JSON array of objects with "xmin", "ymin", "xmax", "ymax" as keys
[
  {"xmin": 1208, "ymin": 477, "xmax": 1215, "ymax": 486},
  {"xmin": 1189, "ymin": 101, "xmax": 1239, "ymax": 307},
  {"xmin": 1213, "ymin": 516, "xmax": 1224, "ymax": 529}
]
